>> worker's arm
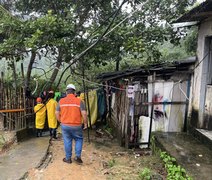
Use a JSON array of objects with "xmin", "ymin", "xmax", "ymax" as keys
[
  {"xmin": 55, "ymin": 110, "xmax": 61, "ymax": 122},
  {"xmin": 55, "ymin": 103, "xmax": 61, "ymax": 122},
  {"xmin": 81, "ymin": 110, "xmax": 88, "ymax": 129},
  {"xmin": 80, "ymin": 101, "xmax": 88, "ymax": 129}
]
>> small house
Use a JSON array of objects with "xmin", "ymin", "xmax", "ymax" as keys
[
  {"xmin": 175, "ymin": 0, "xmax": 212, "ymax": 146},
  {"xmin": 97, "ymin": 58, "xmax": 196, "ymax": 148}
]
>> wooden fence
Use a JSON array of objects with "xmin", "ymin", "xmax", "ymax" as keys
[
  {"xmin": 111, "ymin": 83, "xmax": 189, "ymax": 148},
  {"xmin": 110, "ymin": 87, "xmax": 148, "ymax": 147},
  {"xmin": 0, "ymin": 78, "xmax": 35, "ymax": 131}
]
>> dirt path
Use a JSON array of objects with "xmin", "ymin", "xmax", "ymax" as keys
[{"xmin": 26, "ymin": 131, "xmax": 166, "ymax": 180}]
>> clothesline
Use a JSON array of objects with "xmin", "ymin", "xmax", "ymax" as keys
[
  {"xmin": 72, "ymin": 74, "xmax": 189, "ymax": 97},
  {"xmin": 73, "ymin": 75, "xmax": 126, "ymax": 91}
]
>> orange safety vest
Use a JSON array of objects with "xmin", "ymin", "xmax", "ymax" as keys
[{"xmin": 59, "ymin": 94, "xmax": 82, "ymax": 126}]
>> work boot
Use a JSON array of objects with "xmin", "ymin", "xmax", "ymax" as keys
[
  {"xmin": 36, "ymin": 132, "xmax": 39, "ymax": 137},
  {"xmin": 49, "ymin": 129, "xmax": 53, "ymax": 137},
  {"xmin": 63, "ymin": 158, "xmax": 72, "ymax": 164},
  {"xmin": 74, "ymin": 157, "xmax": 83, "ymax": 164},
  {"xmin": 53, "ymin": 134, "xmax": 57, "ymax": 139},
  {"xmin": 53, "ymin": 130, "xmax": 57, "ymax": 139}
]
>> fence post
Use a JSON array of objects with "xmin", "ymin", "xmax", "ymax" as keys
[
  {"xmin": 148, "ymin": 72, "xmax": 155, "ymax": 148},
  {"xmin": 0, "ymin": 113, "xmax": 4, "ymax": 130},
  {"xmin": 21, "ymin": 63, "xmax": 27, "ymax": 128}
]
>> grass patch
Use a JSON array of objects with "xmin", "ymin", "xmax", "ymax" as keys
[
  {"xmin": 160, "ymin": 151, "xmax": 192, "ymax": 180},
  {"xmin": 139, "ymin": 168, "xmax": 151, "ymax": 180},
  {"xmin": 108, "ymin": 158, "xmax": 116, "ymax": 168}
]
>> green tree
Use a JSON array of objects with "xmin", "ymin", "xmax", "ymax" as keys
[
  {"xmin": 0, "ymin": 0, "xmax": 196, "ymax": 90},
  {"xmin": 184, "ymin": 27, "xmax": 197, "ymax": 56}
]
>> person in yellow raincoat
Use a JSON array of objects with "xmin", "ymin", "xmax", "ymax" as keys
[
  {"xmin": 46, "ymin": 91, "xmax": 58, "ymax": 139},
  {"xmin": 34, "ymin": 97, "xmax": 46, "ymax": 137}
]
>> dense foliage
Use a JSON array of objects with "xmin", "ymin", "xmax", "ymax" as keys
[{"xmin": 0, "ymin": 0, "xmax": 197, "ymax": 90}]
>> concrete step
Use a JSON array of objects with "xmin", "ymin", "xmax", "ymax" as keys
[
  {"xmin": 154, "ymin": 132, "xmax": 212, "ymax": 180},
  {"xmin": 193, "ymin": 129, "xmax": 212, "ymax": 150}
]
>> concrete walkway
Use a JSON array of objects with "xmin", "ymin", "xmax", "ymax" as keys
[
  {"xmin": 154, "ymin": 132, "xmax": 212, "ymax": 180},
  {"xmin": 0, "ymin": 135, "xmax": 50, "ymax": 180}
]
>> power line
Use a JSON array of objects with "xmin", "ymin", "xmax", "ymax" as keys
[
  {"xmin": 193, "ymin": 51, "xmax": 209, "ymax": 71},
  {"xmin": 67, "ymin": 73, "xmax": 126, "ymax": 91},
  {"xmin": 56, "ymin": 0, "xmax": 146, "ymax": 88}
]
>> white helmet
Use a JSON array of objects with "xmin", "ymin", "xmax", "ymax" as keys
[{"xmin": 66, "ymin": 84, "xmax": 76, "ymax": 90}]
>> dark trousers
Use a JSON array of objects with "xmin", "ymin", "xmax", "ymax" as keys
[
  {"xmin": 49, "ymin": 128, "xmax": 57, "ymax": 139},
  {"xmin": 36, "ymin": 129, "xmax": 43, "ymax": 137}
]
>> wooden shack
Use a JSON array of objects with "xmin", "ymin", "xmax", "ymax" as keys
[{"xmin": 97, "ymin": 57, "xmax": 196, "ymax": 148}]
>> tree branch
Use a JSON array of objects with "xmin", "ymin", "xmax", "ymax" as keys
[{"xmin": 55, "ymin": 0, "xmax": 127, "ymax": 88}]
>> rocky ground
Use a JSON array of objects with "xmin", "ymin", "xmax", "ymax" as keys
[
  {"xmin": 0, "ymin": 130, "xmax": 16, "ymax": 154},
  {"xmin": 26, "ymin": 130, "xmax": 166, "ymax": 180}
]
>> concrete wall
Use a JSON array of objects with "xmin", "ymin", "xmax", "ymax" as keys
[
  {"xmin": 148, "ymin": 79, "xmax": 188, "ymax": 132},
  {"xmin": 190, "ymin": 17, "xmax": 212, "ymax": 128}
]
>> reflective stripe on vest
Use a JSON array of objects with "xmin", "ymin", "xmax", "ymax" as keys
[{"xmin": 60, "ymin": 104, "xmax": 80, "ymax": 107}]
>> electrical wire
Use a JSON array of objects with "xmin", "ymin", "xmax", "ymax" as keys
[
  {"xmin": 36, "ymin": 67, "xmax": 55, "ymax": 79},
  {"xmin": 67, "ymin": 73, "xmax": 126, "ymax": 91},
  {"xmin": 179, "ymin": 82, "xmax": 189, "ymax": 100},
  {"xmin": 55, "ymin": 0, "xmax": 147, "ymax": 89},
  {"xmin": 193, "ymin": 52, "xmax": 209, "ymax": 71},
  {"xmin": 32, "ymin": 67, "xmax": 48, "ymax": 79},
  {"xmin": 67, "ymin": 70, "xmax": 189, "ymax": 92},
  {"xmin": 31, "ymin": 78, "xmax": 38, "ymax": 95},
  {"xmin": 102, "ymin": 1, "xmax": 145, "ymax": 38},
  {"xmin": 0, "ymin": 5, "xmax": 14, "ymax": 18}
]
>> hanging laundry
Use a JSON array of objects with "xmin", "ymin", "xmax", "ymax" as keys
[
  {"xmin": 97, "ymin": 89, "xmax": 106, "ymax": 118},
  {"xmin": 80, "ymin": 90, "xmax": 98, "ymax": 126},
  {"xmin": 111, "ymin": 93, "xmax": 116, "ymax": 109},
  {"xmin": 54, "ymin": 92, "xmax": 61, "ymax": 102},
  {"xmin": 76, "ymin": 93, "xmax": 84, "ymax": 124},
  {"xmin": 80, "ymin": 92, "xmax": 85, "ymax": 102},
  {"xmin": 127, "ymin": 85, "xmax": 135, "ymax": 98}
]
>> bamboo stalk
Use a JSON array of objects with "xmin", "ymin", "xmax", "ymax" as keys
[
  {"xmin": 9, "ymin": 112, "xmax": 11, "ymax": 131},
  {"xmin": 0, "ymin": 77, "xmax": 1, "ymax": 109},
  {"xmin": 1, "ymin": 72, "xmax": 4, "ymax": 109},
  {"xmin": 15, "ymin": 113, "xmax": 18, "ymax": 130},
  {"xmin": 0, "ymin": 75, "xmax": 36, "ymax": 131},
  {"xmin": 5, "ymin": 85, "xmax": 7, "ymax": 110},
  {"xmin": 23, "ymin": 112, "xmax": 25, "ymax": 130}
]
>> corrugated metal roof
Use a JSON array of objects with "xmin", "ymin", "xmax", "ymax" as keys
[
  {"xmin": 175, "ymin": 0, "xmax": 212, "ymax": 23},
  {"xmin": 97, "ymin": 57, "xmax": 196, "ymax": 81}
]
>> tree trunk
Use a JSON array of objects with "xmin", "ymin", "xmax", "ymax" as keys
[
  {"xmin": 11, "ymin": 60, "xmax": 17, "ymax": 91},
  {"xmin": 115, "ymin": 56, "xmax": 121, "ymax": 71},
  {"xmin": 26, "ymin": 50, "xmax": 36, "ymax": 88},
  {"xmin": 46, "ymin": 49, "xmax": 63, "ymax": 90}
]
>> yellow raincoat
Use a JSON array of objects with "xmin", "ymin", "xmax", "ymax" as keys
[
  {"xmin": 34, "ymin": 103, "xmax": 46, "ymax": 129},
  {"xmin": 46, "ymin": 98, "xmax": 58, "ymax": 128}
]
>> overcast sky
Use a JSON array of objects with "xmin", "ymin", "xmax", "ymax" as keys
[{"xmin": 197, "ymin": 0, "xmax": 205, "ymax": 3}]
